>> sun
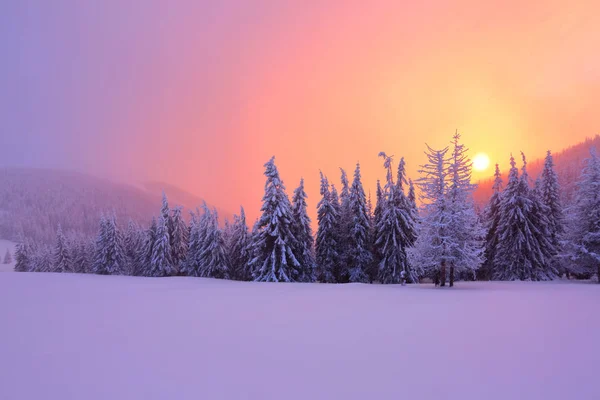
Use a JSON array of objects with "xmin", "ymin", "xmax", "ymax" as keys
[{"xmin": 472, "ymin": 152, "xmax": 490, "ymax": 172}]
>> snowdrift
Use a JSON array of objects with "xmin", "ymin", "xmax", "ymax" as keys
[{"xmin": 0, "ymin": 274, "xmax": 597, "ymax": 399}]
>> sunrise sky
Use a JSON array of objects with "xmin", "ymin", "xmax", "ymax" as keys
[{"xmin": 2, "ymin": 0, "xmax": 599, "ymax": 221}]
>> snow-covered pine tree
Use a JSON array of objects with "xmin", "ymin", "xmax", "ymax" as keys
[
  {"xmin": 400, "ymin": 162, "xmax": 419, "ymax": 249},
  {"xmin": 170, "ymin": 206, "xmax": 189, "ymax": 273},
  {"xmin": 410, "ymin": 145, "xmax": 452, "ymax": 285},
  {"xmin": 136, "ymin": 217, "xmax": 157, "ymax": 276},
  {"xmin": 445, "ymin": 132, "xmax": 485, "ymax": 286},
  {"xmin": 14, "ymin": 241, "xmax": 31, "ymax": 272},
  {"xmin": 32, "ymin": 245, "xmax": 52, "ymax": 273},
  {"xmin": 93, "ymin": 214, "xmax": 127, "ymax": 275},
  {"xmin": 337, "ymin": 169, "xmax": 352, "ymax": 280},
  {"xmin": 564, "ymin": 147, "xmax": 600, "ymax": 281},
  {"xmin": 71, "ymin": 238, "xmax": 91, "ymax": 273},
  {"xmin": 480, "ymin": 164, "xmax": 503, "ymax": 280},
  {"xmin": 370, "ymin": 180, "xmax": 385, "ymax": 281},
  {"xmin": 181, "ymin": 211, "xmax": 201, "ymax": 276},
  {"xmin": 374, "ymin": 182, "xmax": 385, "ymax": 227},
  {"xmin": 228, "ymin": 207, "xmax": 251, "ymax": 280},
  {"xmin": 330, "ymin": 183, "xmax": 346, "ymax": 282},
  {"xmin": 148, "ymin": 214, "xmax": 176, "ymax": 277},
  {"xmin": 407, "ymin": 180, "xmax": 417, "ymax": 211},
  {"xmin": 316, "ymin": 172, "xmax": 339, "ymax": 283},
  {"xmin": 197, "ymin": 209, "xmax": 229, "ymax": 279},
  {"xmin": 52, "ymin": 224, "xmax": 71, "ymax": 273},
  {"xmin": 407, "ymin": 179, "xmax": 419, "ymax": 239},
  {"xmin": 246, "ymin": 218, "xmax": 261, "ymax": 278},
  {"xmin": 3, "ymin": 249, "xmax": 12, "ymax": 264},
  {"xmin": 493, "ymin": 154, "xmax": 557, "ymax": 281},
  {"xmin": 375, "ymin": 153, "xmax": 417, "ymax": 284},
  {"xmin": 347, "ymin": 163, "xmax": 373, "ymax": 283},
  {"xmin": 182, "ymin": 204, "xmax": 213, "ymax": 277},
  {"xmin": 160, "ymin": 192, "xmax": 172, "ymax": 231},
  {"xmin": 291, "ymin": 179, "xmax": 316, "ymax": 282},
  {"xmin": 250, "ymin": 157, "xmax": 301, "ymax": 282},
  {"xmin": 366, "ymin": 189, "xmax": 377, "ymax": 282},
  {"xmin": 123, "ymin": 219, "xmax": 143, "ymax": 275},
  {"xmin": 539, "ymin": 151, "xmax": 565, "ymax": 257}
]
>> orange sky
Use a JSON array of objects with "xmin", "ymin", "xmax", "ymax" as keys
[{"xmin": 4, "ymin": 0, "xmax": 600, "ymax": 223}]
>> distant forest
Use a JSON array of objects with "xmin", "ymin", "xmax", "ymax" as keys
[{"xmin": 11, "ymin": 134, "xmax": 600, "ymax": 285}]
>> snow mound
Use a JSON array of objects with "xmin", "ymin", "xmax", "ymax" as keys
[{"xmin": 0, "ymin": 274, "xmax": 598, "ymax": 400}]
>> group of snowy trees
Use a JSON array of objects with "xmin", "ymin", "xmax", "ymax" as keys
[
  {"xmin": 13, "ymin": 136, "xmax": 600, "ymax": 284},
  {"xmin": 480, "ymin": 148, "xmax": 600, "ymax": 281}
]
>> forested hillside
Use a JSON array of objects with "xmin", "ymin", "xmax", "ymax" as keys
[{"xmin": 0, "ymin": 168, "xmax": 229, "ymax": 243}]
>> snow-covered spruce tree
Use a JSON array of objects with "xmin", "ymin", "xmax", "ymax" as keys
[
  {"xmin": 407, "ymin": 179, "xmax": 420, "ymax": 240},
  {"xmin": 250, "ymin": 157, "xmax": 301, "ymax": 282},
  {"xmin": 370, "ymin": 180, "xmax": 385, "ymax": 280},
  {"xmin": 337, "ymin": 169, "xmax": 352, "ymax": 281},
  {"xmin": 182, "ymin": 204, "xmax": 213, "ymax": 277},
  {"xmin": 367, "ymin": 191, "xmax": 374, "ymax": 221},
  {"xmin": 32, "ymin": 245, "xmax": 53, "ymax": 273},
  {"xmin": 445, "ymin": 132, "xmax": 485, "ymax": 286},
  {"xmin": 52, "ymin": 224, "xmax": 71, "ymax": 273},
  {"xmin": 330, "ymin": 184, "xmax": 346, "ymax": 282},
  {"xmin": 493, "ymin": 154, "xmax": 557, "ymax": 281},
  {"xmin": 246, "ymin": 218, "xmax": 261, "ymax": 278},
  {"xmin": 564, "ymin": 148, "xmax": 600, "ymax": 281},
  {"xmin": 539, "ymin": 151, "xmax": 565, "ymax": 262},
  {"xmin": 93, "ymin": 214, "xmax": 127, "ymax": 275},
  {"xmin": 316, "ymin": 173, "xmax": 339, "ymax": 283},
  {"xmin": 170, "ymin": 206, "xmax": 189, "ymax": 273},
  {"xmin": 136, "ymin": 217, "xmax": 157, "ymax": 276},
  {"xmin": 148, "ymin": 214, "xmax": 176, "ymax": 277},
  {"xmin": 366, "ymin": 189, "xmax": 378, "ymax": 282},
  {"xmin": 71, "ymin": 238, "xmax": 92, "ymax": 273},
  {"xmin": 410, "ymin": 145, "xmax": 452, "ymax": 285},
  {"xmin": 375, "ymin": 153, "xmax": 417, "ymax": 284},
  {"xmin": 3, "ymin": 249, "xmax": 12, "ymax": 264},
  {"xmin": 14, "ymin": 241, "xmax": 32, "ymax": 272},
  {"xmin": 197, "ymin": 209, "xmax": 229, "ymax": 279},
  {"xmin": 160, "ymin": 192, "xmax": 172, "ymax": 231},
  {"xmin": 400, "ymin": 165, "xmax": 419, "ymax": 250},
  {"xmin": 181, "ymin": 211, "xmax": 200, "ymax": 276},
  {"xmin": 480, "ymin": 164, "xmax": 503, "ymax": 280},
  {"xmin": 347, "ymin": 163, "xmax": 373, "ymax": 283},
  {"xmin": 291, "ymin": 179, "xmax": 316, "ymax": 282},
  {"xmin": 123, "ymin": 220, "xmax": 143, "ymax": 276},
  {"xmin": 228, "ymin": 207, "xmax": 251, "ymax": 281}
]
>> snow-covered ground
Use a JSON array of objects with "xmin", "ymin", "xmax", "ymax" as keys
[
  {"xmin": 0, "ymin": 239, "xmax": 17, "ymax": 272},
  {"xmin": 0, "ymin": 274, "xmax": 598, "ymax": 400}
]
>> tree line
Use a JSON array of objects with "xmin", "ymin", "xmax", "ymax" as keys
[{"xmin": 13, "ymin": 133, "xmax": 600, "ymax": 285}]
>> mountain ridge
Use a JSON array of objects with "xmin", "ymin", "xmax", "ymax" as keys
[{"xmin": 0, "ymin": 167, "xmax": 233, "ymax": 243}]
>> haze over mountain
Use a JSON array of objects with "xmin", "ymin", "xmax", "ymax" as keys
[{"xmin": 0, "ymin": 168, "xmax": 233, "ymax": 243}]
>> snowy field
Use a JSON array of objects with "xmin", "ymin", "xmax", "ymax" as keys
[
  {"xmin": 0, "ymin": 239, "xmax": 17, "ymax": 272},
  {"xmin": 0, "ymin": 274, "xmax": 598, "ymax": 400}
]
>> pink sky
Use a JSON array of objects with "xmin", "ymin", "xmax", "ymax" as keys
[{"xmin": 3, "ymin": 0, "xmax": 599, "ymax": 221}]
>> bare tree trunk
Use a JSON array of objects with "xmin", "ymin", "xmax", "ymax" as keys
[
  {"xmin": 449, "ymin": 264, "xmax": 455, "ymax": 287},
  {"xmin": 440, "ymin": 260, "xmax": 446, "ymax": 287}
]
